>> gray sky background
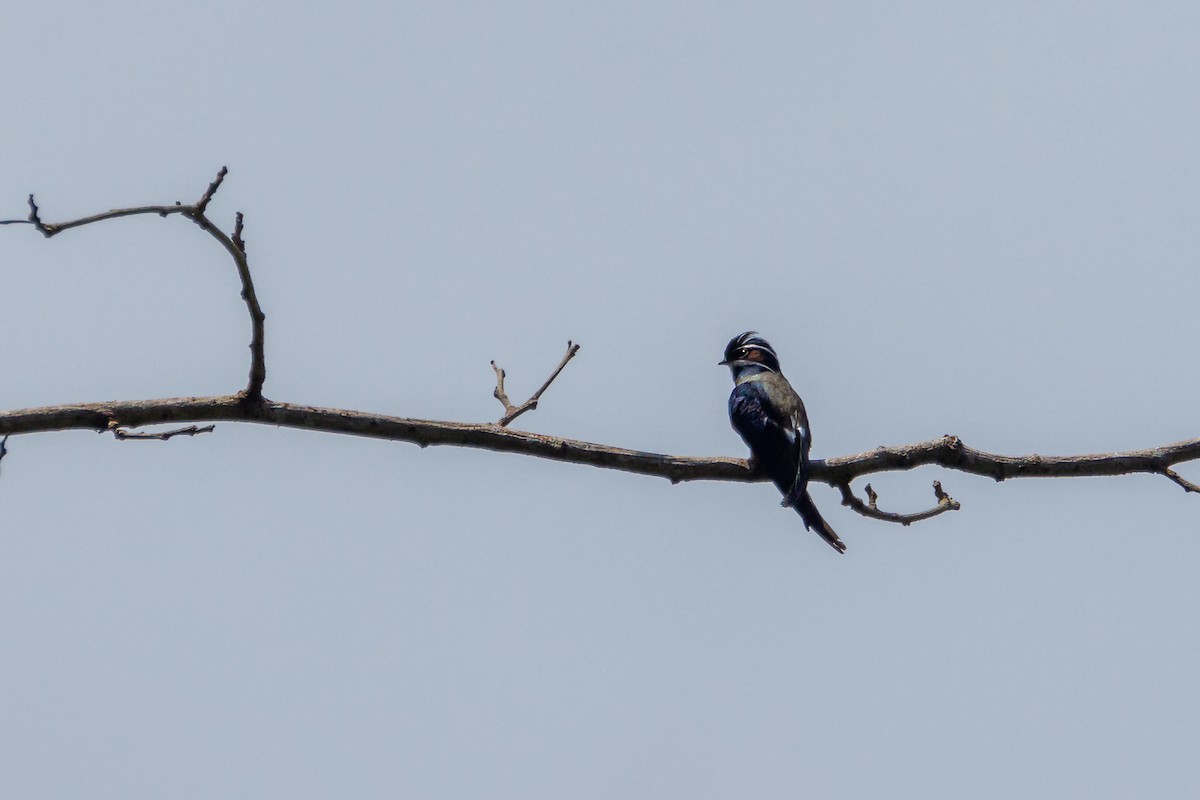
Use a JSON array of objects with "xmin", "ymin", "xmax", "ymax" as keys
[{"xmin": 3, "ymin": 2, "xmax": 1199, "ymax": 797}]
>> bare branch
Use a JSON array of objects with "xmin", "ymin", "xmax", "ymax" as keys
[
  {"xmin": 491, "ymin": 341, "xmax": 581, "ymax": 426},
  {"xmin": 232, "ymin": 211, "xmax": 246, "ymax": 253},
  {"xmin": 0, "ymin": 195, "xmax": 50, "ymax": 233},
  {"xmin": 1164, "ymin": 467, "xmax": 1200, "ymax": 494},
  {"xmin": 818, "ymin": 434, "xmax": 1200, "ymax": 494},
  {"xmin": 109, "ymin": 422, "xmax": 216, "ymax": 441},
  {"xmin": 838, "ymin": 479, "xmax": 961, "ymax": 526},
  {"xmin": 6, "ymin": 172, "xmax": 1199, "ymax": 543},
  {"xmin": 187, "ymin": 207, "xmax": 265, "ymax": 398},
  {"xmin": 491, "ymin": 362, "xmax": 512, "ymax": 411},
  {"xmin": 4, "ymin": 168, "xmax": 267, "ymax": 399},
  {"xmin": 194, "ymin": 166, "xmax": 228, "ymax": 215},
  {"xmin": 3, "ymin": 399, "xmax": 1200, "ymax": 494},
  {"xmin": 1, "ymin": 196, "xmax": 193, "ymax": 237},
  {"xmin": 29, "ymin": 194, "xmax": 47, "ymax": 234},
  {"xmin": 0, "ymin": 395, "xmax": 743, "ymax": 483}
]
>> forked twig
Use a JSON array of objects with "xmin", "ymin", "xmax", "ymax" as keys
[
  {"xmin": 491, "ymin": 341, "xmax": 581, "ymax": 426},
  {"xmin": 837, "ymin": 479, "xmax": 961, "ymax": 525}
]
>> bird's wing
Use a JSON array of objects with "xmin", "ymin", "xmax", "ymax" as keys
[
  {"xmin": 729, "ymin": 382, "xmax": 783, "ymax": 443},
  {"xmin": 792, "ymin": 395, "xmax": 811, "ymax": 455},
  {"xmin": 729, "ymin": 382, "xmax": 800, "ymax": 487}
]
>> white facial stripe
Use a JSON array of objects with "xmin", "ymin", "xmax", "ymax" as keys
[{"xmin": 731, "ymin": 358, "xmax": 776, "ymax": 372}]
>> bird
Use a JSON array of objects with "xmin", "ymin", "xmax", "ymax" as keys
[{"xmin": 720, "ymin": 331, "xmax": 846, "ymax": 553}]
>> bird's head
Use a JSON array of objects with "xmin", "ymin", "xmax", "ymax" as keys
[{"xmin": 719, "ymin": 331, "xmax": 781, "ymax": 377}]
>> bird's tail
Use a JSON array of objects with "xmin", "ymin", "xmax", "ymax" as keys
[{"xmin": 794, "ymin": 492, "xmax": 847, "ymax": 554}]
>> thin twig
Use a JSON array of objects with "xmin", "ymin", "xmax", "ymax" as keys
[
  {"xmin": 232, "ymin": 212, "xmax": 246, "ymax": 254},
  {"xmin": 838, "ymin": 480, "xmax": 960, "ymax": 526},
  {"xmin": 28, "ymin": 194, "xmax": 51, "ymax": 236},
  {"xmin": 1, "ymin": 196, "xmax": 192, "ymax": 237},
  {"xmin": 491, "ymin": 362, "xmax": 511, "ymax": 409},
  {"xmin": 109, "ymin": 422, "xmax": 216, "ymax": 441},
  {"xmin": 0, "ymin": 434, "xmax": 8, "ymax": 474},
  {"xmin": 1164, "ymin": 467, "xmax": 1200, "ymax": 493},
  {"xmin": 187, "ymin": 207, "xmax": 265, "ymax": 397},
  {"xmin": 0, "ymin": 196, "xmax": 40, "ymax": 229},
  {"xmin": 491, "ymin": 341, "xmax": 581, "ymax": 426},
  {"xmin": 194, "ymin": 166, "xmax": 228, "ymax": 215}
]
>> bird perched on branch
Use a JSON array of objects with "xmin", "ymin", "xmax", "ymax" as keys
[{"xmin": 720, "ymin": 332, "xmax": 846, "ymax": 553}]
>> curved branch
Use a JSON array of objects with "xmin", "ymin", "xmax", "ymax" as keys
[
  {"xmin": 187, "ymin": 206, "xmax": 266, "ymax": 398},
  {"xmin": 838, "ymin": 480, "xmax": 961, "ymax": 525},
  {"xmin": 3, "ymin": 192, "xmax": 192, "ymax": 237}
]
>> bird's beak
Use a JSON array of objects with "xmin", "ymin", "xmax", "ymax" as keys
[{"xmin": 718, "ymin": 359, "xmax": 730, "ymax": 366}]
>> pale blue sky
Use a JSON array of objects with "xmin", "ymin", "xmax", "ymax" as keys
[{"xmin": 3, "ymin": 2, "xmax": 1200, "ymax": 797}]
